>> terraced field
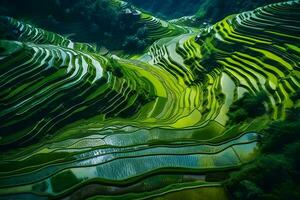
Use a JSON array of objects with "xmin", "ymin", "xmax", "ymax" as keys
[
  {"xmin": 139, "ymin": 14, "xmax": 189, "ymax": 42},
  {"xmin": 0, "ymin": 16, "xmax": 97, "ymax": 53},
  {"xmin": 0, "ymin": 1, "xmax": 299, "ymax": 199}
]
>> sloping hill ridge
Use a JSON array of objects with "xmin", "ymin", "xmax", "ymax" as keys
[
  {"xmin": 127, "ymin": 0, "xmax": 283, "ymax": 21},
  {"xmin": 0, "ymin": 1, "xmax": 299, "ymax": 199}
]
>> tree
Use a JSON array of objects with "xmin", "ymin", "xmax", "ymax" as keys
[
  {"xmin": 228, "ymin": 92, "xmax": 267, "ymax": 124},
  {"xmin": 225, "ymin": 108, "xmax": 300, "ymax": 200},
  {"xmin": 122, "ymin": 35, "xmax": 147, "ymax": 52}
]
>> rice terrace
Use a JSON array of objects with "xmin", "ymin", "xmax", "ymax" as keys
[{"xmin": 0, "ymin": 0, "xmax": 300, "ymax": 199}]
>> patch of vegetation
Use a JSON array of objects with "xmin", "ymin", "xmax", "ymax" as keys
[
  {"xmin": 0, "ymin": 0, "xmax": 149, "ymax": 52},
  {"xmin": 127, "ymin": 0, "xmax": 203, "ymax": 19},
  {"xmin": 128, "ymin": 0, "xmax": 283, "ymax": 22},
  {"xmin": 195, "ymin": 0, "xmax": 283, "ymax": 23},
  {"xmin": 228, "ymin": 92, "xmax": 268, "ymax": 124},
  {"xmin": 225, "ymin": 106, "xmax": 300, "ymax": 200},
  {"xmin": 122, "ymin": 26, "xmax": 149, "ymax": 52}
]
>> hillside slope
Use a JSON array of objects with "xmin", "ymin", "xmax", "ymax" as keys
[
  {"xmin": 127, "ymin": 0, "xmax": 283, "ymax": 21},
  {"xmin": 0, "ymin": 1, "xmax": 299, "ymax": 200}
]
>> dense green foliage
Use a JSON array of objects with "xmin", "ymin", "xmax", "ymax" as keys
[
  {"xmin": 228, "ymin": 92, "xmax": 267, "ymax": 123},
  {"xmin": 127, "ymin": 0, "xmax": 203, "ymax": 19},
  {"xmin": 0, "ymin": 0, "xmax": 285, "ymax": 50},
  {"xmin": 195, "ymin": 0, "xmax": 284, "ymax": 22},
  {"xmin": 0, "ymin": 0, "xmax": 148, "ymax": 51},
  {"xmin": 225, "ymin": 107, "xmax": 300, "ymax": 200},
  {"xmin": 122, "ymin": 26, "xmax": 149, "ymax": 52},
  {"xmin": 128, "ymin": 0, "xmax": 283, "ymax": 22}
]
